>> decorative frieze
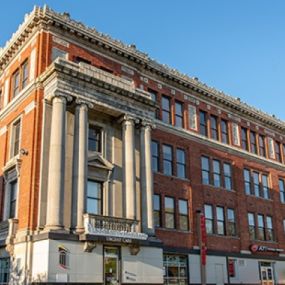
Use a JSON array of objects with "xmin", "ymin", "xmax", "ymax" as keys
[
  {"xmin": 188, "ymin": 105, "xmax": 197, "ymax": 130},
  {"xmin": 232, "ymin": 123, "xmax": 240, "ymax": 146}
]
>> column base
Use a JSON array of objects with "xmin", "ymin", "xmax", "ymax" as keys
[{"xmin": 43, "ymin": 224, "xmax": 67, "ymax": 233}]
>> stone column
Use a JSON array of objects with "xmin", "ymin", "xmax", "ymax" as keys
[
  {"xmin": 45, "ymin": 94, "xmax": 70, "ymax": 230},
  {"xmin": 72, "ymin": 100, "xmax": 92, "ymax": 232},
  {"xmin": 122, "ymin": 115, "xmax": 137, "ymax": 220},
  {"xmin": 140, "ymin": 121, "xmax": 155, "ymax": 235}
]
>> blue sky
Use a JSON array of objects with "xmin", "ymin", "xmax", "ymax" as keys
[{"xmin": 1, "ymin": 1, "xmax": 285, "ymax": 120}]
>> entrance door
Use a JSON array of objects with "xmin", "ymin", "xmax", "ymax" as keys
[
  {"xmin": 260, "ymin": 263, "xmax": 274, "ymax": 285},
  {"xmin": 215, "ymin": 264, "xmax": 224, "ymax": 285},
  {"xmin": 104, "ymin": 247, "xmax": 120, "ymax": 285}
]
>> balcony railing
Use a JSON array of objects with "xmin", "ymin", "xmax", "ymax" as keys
[{"xmin": 83, "ymin": 213, "xmax": 148, "ymax": 241}]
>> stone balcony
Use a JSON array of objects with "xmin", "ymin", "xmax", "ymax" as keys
[{"xmin": 83, "ymin": 213, "xmax": 148, "ymax": 241}]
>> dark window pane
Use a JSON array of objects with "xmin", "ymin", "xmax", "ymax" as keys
[
  {"xmin": 221, "ymin": 120, "xmax": 229, "ymax": 144},
  {"xmin": 210, "ymin": 115, "xmax": 218, "ymax": 140},
  {"xmin": 162, "ymin": 96, "xmax": 171, "ymax": 124},
  {"xmin": 163, "ymin": 145, "xmax": 173, "ymax": 175},
  {"xmin": 241, "ymin": 128, "xmax": 248, "ymax": 151},
  {"xmin": 88, "ymin": 126, "xmax": 101, "ymax": 152},
  {"xmin": 175, "ymin": 101, "xmax": 183, "ymax": 128},
  {"xmin": 151, "ymin": 141, "xmax": 159, "ymax": 172},
  {"xmin": 199, "ymin": 111, "xmax": 207, "ymax": 136}
]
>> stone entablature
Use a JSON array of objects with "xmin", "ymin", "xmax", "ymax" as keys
[{"xmin": 0, "ymin": 5, "xmax": 284, "ymax": 133}]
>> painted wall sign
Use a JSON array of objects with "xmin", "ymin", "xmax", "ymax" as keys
[{"xmin": 250, "ymin": 244, "xmax": 284, "ymax": 253}]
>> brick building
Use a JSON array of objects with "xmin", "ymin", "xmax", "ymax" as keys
[{"xmin": 0, "ymin": 5, "xmax": 285, "ymax": 285}]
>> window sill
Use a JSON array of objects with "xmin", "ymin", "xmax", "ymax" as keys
[
  {"xmin": 155, "ymin": 227, "xmax": 192, "ymax": 234},
  {"xmin": 154, "ymin": 171, "xmax": 190, "ymax": 182},
  {"xmin": 207, "ymin": 233, "xmax": 240, "ymax": 240},
  {"xmin": 202, "ymin": 183, "xmax": 235, "ymax": 193},
  {"xmin": 250, "ymin": 239, "xmax": 277, "ymax": 244},
  {"xmin": 245, "ymin": 194, "xmax": 273, "ymax": 202}
]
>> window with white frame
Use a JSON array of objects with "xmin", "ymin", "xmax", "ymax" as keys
[
  {"xmin": 10, "ymin": 119, "xmax": 21, "ymax": 158},
  {"xmin": 86, "ymin": 180, "xmax": 102, "ymax": 215}
]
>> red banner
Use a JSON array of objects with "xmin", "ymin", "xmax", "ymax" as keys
[{"xmin": 200, "ymin": 214, "xmax": 207, "ymax": 266}]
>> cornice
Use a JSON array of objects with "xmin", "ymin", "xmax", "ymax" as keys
[
  {"xmin": 1, "ymin": 5, "xmax": 285, "ymax": 132},
  {"xmin": 40, "ymin": 58, "xmax": 156, "ymax": 110},
  {"xmin": 156, "ymin": 120, "xmax": 285, "ymax": 172}
]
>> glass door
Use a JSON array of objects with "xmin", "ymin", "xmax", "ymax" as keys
[
  {"xmin": 260, "ymin": 262, "xmax": 274, "ymax": 285},
  {"xmin": 104, "ymin": 247, "xmax": 120, "ymax": 285}
]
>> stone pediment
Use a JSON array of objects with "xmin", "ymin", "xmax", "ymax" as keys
[{"xmin": 88, "ymin": 153, "xmax": 113, "ymax": 171}]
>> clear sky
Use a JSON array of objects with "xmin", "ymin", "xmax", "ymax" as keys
[{"xmin": 1, "ymin": 1, "xmax": 285, "ymax": 120}]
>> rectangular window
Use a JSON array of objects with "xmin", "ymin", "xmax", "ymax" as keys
[
  {"xmin": 227, "ymin": 209, "xmax": 236, "ymax": 236},
  {"xmin": 9, "ymin": 180, "xmax": 18, "ymax": 219},
  {"xmin": 283, "ymin": 219, "xmax": 285, "ymax": 232},
  {"xmin": 221, "ymin": 119, "xmax": 229, "ymax": 144},
  {"xmin": 175, "ymin": 101, "xmax": 183, "ymax": 128},
  {"xmin": 259, "ymin": 135, "xmax": 266, "ymax": 157},
  {"xmin": 151, "ymin": 141, "xmax": 159, "ymax": 172},
  {"xmin": 201, "ymin": 156, "xmax": 210, "ymax": 185},
  {"xmin": 210, "ymin": 115, "xmax": 219, "ymax": 140},
  {"xmin": 262, "ymin": 174, "xmax": 269, "ymax": 199},
  {"xmin": 11, "ymin": 119, "xmax": 21, "ymax": 158},
  {"xmin": 199, "ymin": 111, "xmax": 208, "ymax": 137},
  {"xmin": 163, "ymin": 254, "xmax": 188, "ymax": 285},
  {"xmin": 266, "ymin": 216, "xmax": 274, "ymax": 241},
  {"xmin": 179, "ymin": 200, "xmax": 188, "ymax": 231},
  {"xmin": 0, "ymin": 258, "xmax": 10, "ymax": 284},
  {"xmin": 148, "ymin": 89, "xmax": 159, "ymax": 118},
  {"xmin": 250, "ymin": 131, "xmax": 257, "ymax": 154},
  {"xmin": 223, "ymin": 163, "xmax": 232, "ymax": 190},
  {"xmin": 204, "ymin": 204, "xmax": 213, "ymax": 234},
  {"xmin": 88, "ymin": 125, "xmax": 101, "ymax": 152},
  {"xmin": 241, "ymin": 128, "xmax": 248, "ymax": 151},
  {"xmin": 244, "ymin": 169, "xmax": 251, "ymax": 195},
  {"xmin": 86, "ymin": 180, "xmax": 102, "ymax": 215},
  {"xmin": 248, "ymin": 213, "xmax": 256, "ymax": 240},
  {"xmin": 163, "ymin": 145, "xmax": 173, "ymax": 176},
  {"xmin": 165, "ymin": 197, "xmax": 175, "ymax": 229},
  {"xmin": 279, "ymin": 179, "xmax": 285, "ymax": 203},
  {"xmin": 275, "ymin": 141, "xmax": 282, "ymax": 162},
  {"xmin": 257, "ymin": 214, "xmax": 265, "ymax": 240},
  {"xmin": 213, "ymin": 160, "xmax": 221, "ymax": 187},
  {"xmin": 21, "ymin": 59, "xmax": 29, "ymax": 89},
  {"xmin": 153, "ymin": 194, "xmax": 161, "ymax": 227},
  {"xmin": 12, "ymin": 69, "xmax": 20, "ymax": 98},
  {"xmin": 176, "ymin": 148, "xmax": 186, "ymax": 179},
  {"xmin": 253, "ymin": 172, "xmax": 260, "ymax": 197},
  {"xmin": 162, "ymin": 96, "xmax": 171, "ymax": 124},
  {"xmin": 216, "ymin": 206, "xmax": 225, "ymax": 235},
  {"xmin": 51, "ymin": 47, "xmax": 67, "ymax": 62}
]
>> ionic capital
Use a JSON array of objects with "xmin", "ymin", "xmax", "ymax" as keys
[
  {"xmin": 141, "ymin": 119, "xmax": 156, "ymax": 130},
  {"xmin": 46, "ymin": 91, "xmax": 73, "ymax": 103},
  {"xmin": 75, "ymin": 98, "xmax": 94, "ymax": 109},
  {"xmin": 119, "ymin": 114, "xmax": 140, "ymax": 125}
]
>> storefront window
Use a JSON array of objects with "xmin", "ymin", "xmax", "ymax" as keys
[{"xmin": 163, "ymin": 254, "xmax": 188, "ymax": 285}]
